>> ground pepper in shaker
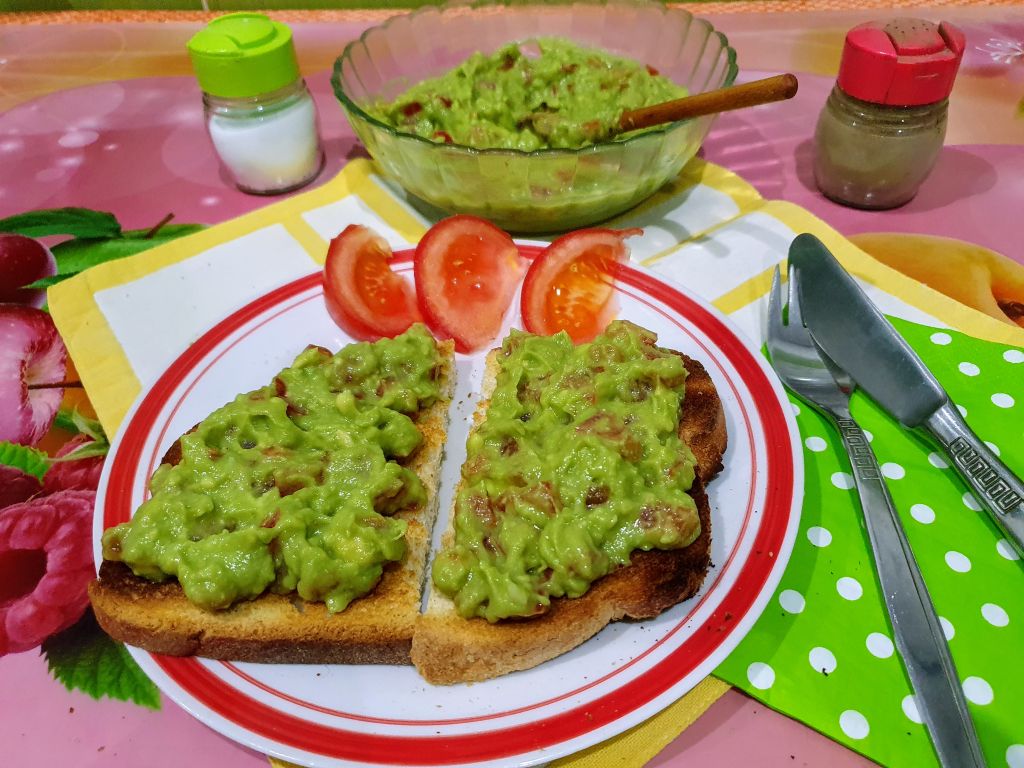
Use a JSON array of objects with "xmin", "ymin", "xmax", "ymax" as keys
[
  {"xmin": 814, "ymin": 18, "xmax": 965, "ymax": 210},
  {"xmin": 187, "ymin": 13, "xmax": 324, "ymax": 195}
]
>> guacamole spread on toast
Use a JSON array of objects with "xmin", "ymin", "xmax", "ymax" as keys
[
  {"xmin": 102, "ymin": 325, "xmax": 443, "ymax": 614},
  {"xmin": 368, "ymin": 38, "xmax": 687, "ymax": 151},
  {"xmin": 432, "ymin": 320, "xmax": 699, "ymax": 622}
]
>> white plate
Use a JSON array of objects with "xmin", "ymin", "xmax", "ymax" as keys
[{"xmin": 93, "ymin": 245, "xmax": 803, "ymax": 768}]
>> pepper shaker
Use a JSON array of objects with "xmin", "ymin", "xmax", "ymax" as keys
[
  {"xmin": 187, "ymin": 13, "xmax": 324, "ymax": 195},
  {"xmin": 814, "ymin": 18, "xmax": 965, "ymax": 210}
]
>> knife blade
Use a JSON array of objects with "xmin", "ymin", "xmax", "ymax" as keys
[{"xmin": 789, "ymin": 233, "xmax": 1024, "ymax": 556}]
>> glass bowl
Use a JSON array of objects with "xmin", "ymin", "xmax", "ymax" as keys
[{"xmin": 332, "ymin": 0, "xmax": 737, "ymax": 233}]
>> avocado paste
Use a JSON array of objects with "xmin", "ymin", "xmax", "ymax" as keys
[
  {"xmin": 432, "ymin": 321, "xmax": 700, "ymax": 622},
  {"xmin": 102, "ymin": 325, "xmax": 443, "ymax": 614},
  {"xmin": 368, "ymin": 38, "xmax": 688, "ymax": 151}
]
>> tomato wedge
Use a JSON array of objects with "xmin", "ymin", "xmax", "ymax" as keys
[
  {"xmin": 520, "ymin": 228, "xmax": 642, "ymax": 343},
  {"xmin": 323, "ymin": 224, "xmax": 422, "ymax": 340},
  {"xmin": 414, "ymin": 215, "xmax": 524, "ymax": 353}
]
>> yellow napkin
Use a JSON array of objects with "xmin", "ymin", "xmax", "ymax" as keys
[{"xmin": 49, "ymin": 158, "xmax": 1023, "ymax": 768}]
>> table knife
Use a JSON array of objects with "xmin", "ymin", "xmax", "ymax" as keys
[{"xmin": 788, "ymin": 233, "xmax": 1024, "ymax": 557}]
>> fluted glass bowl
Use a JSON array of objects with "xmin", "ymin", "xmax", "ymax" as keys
[{"xmin": 332, "ymin": 0, "xmax": 737, "ymax": 233}]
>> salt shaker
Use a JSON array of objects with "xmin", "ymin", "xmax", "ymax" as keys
[
  {"xmin": 187, "ymin": 13, "xmax": 324, "ymax": 195},
  {"xmin": 814, "ymin": 18, "xmax": 964, "ymax": 210}
]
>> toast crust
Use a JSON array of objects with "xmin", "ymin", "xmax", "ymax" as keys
[
  {"xmin": 88, "ymin": 341, "xmax": 455, "ymax": 665},
  {"xmin": 410, "ymin": 349, "xmax": 727, "ymax": 685}
]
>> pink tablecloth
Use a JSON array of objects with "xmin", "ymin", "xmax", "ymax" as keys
[{"xmin": 2, "ymin": 8, "xmax": 1022, "ymax": 767}]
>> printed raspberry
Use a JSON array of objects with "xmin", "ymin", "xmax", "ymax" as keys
[
  {"xmin": 42, "ymin": 434, "xmax": 105, "ymax": 495},
  {"xmin": 0, "ymin": 490, "xmax": 95, "ymax": 655},
  {"xmin": 0, "ymin": 465, "xmax": 41, "ymax": 508}
]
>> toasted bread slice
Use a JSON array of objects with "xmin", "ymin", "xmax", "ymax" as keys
[
  {"xmin": 89, "ymin": 340, "xmax": 455, "ymax": 665},
  {"xmin": 411, "ymin": 348, "xmax": 726, "ymax": 685}
]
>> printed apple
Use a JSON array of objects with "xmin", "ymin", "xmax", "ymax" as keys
[
  {"xmin": 0, "ymin": 234, "xmax": 57, "ymax": 309},
  {"xmin": 0, "ymin": 306, "xmax": 68, "ymax": 446}
]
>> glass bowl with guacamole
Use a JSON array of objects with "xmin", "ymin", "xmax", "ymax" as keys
[{"xmin": 332, "ymin": 0, "xmax": 737, "ymax": 233}]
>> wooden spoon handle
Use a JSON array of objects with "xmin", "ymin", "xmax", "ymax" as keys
[{"xmin": 619, "ymin": 73, "xmax": 799, "ymax": 132}]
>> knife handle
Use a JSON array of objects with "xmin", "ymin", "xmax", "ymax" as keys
[
  {"xmin": 830, "ymin": 409, "xmax": 986, "ymax": 768},
  {"xmin": 925, "ymin": 402, "xmax": 1024, "ymax": 558}
]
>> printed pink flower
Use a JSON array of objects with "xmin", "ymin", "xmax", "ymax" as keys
[{"xmin": 0, "ymin": 490, "xmax": 95, "ymax": 655}]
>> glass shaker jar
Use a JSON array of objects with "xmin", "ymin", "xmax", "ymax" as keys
[
  {"xmin": 814, "ymin": 18, "xmax": 964, "ymax": 210},
  {"xmin": 187, "ymin": 13, "xmax": 324, "ymax": 195}
]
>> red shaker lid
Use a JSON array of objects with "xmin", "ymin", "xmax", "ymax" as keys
[{"xmin": 837, "ymin": 18, "xmax": 965, "ymax": 106}]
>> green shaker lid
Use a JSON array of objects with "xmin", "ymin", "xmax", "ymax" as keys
[{"xmin": 187, "ymin": 13, "xmax": 300, "ymax": 99}]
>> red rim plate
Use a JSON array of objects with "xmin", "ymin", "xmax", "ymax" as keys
[{"xmin": 97, "ymin": 246, "xmax": 799, "ymax": 767}]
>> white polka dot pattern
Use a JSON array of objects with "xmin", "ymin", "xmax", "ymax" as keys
[
  {"xmin": 779, "ymin": 589, "xmax": 805, "ymax": 614},
  {"xmin": 805, "ymin": 436, "xmax": 827, "ymax": 452},
  {"xmin": 962, "ymin": 677, "xmax": 993, "ymax": 706},
  {"xmin": 910, "ymin": 503, "xmax": 935, "ymax": 524},
  {"xmin": 836, "ymin": 577, "xmax": 863, "ymax": 601},
  {"xmin": 809, "ymin": 647, "xmax": 837, "ymax": 675},
  {"xmin": 939, "ymin": 617, "xmax": 955, "ymax": 641},
  {"xmin": 831, "ymin": 472, "xmax": 854, "ymax": 490},
  {"xmin": 945, "ymin": 551, "xmax": 972, "ymax": 573},
  {"xmin": 992, "ymin": 393, "xmax": 1015, "ymax": 408},
  {"xmin": 746, "ymin": 662, "xmax": 775, "ymax": 690},
  {"xmin": 901, "ymin": 694, "xmax": 922, "ymax": 724},
  {"xmin": 807, "ymin": 526, "xmax": 832, "ymax": 547},
  {"xmin": 881, "ymin": 462, "xmax": 905, "ymax": 480},
  {"xmin": 866, "ymin": 632, "xmax": 894, "ymax": 659},
  {"xmin": 997, "ymin": 539, "xmax": 1020, "ymax": 561},
  {"xmin": 981, "ymin": 603, "xmax": 1009, "ymax": 627},
  {"xmin": 839, "ymin": 710, "xmax": 870, "ymax": 740}
]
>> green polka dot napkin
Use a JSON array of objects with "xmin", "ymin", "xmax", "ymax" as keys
[{"xmin": 715, "ymin": 318, "xmax": 1024, "ymax": 768}]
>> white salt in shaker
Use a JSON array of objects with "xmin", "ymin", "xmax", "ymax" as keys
[{"xmin": 187, "ymin": 13, "xmax": 324, "ymax": 195}]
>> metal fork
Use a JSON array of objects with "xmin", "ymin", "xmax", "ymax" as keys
[{"xmin": 767, "ymin": 266, "xmax": 986, "ymax": 768}]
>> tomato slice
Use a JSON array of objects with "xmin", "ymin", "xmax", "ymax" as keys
[
  {"xmin": 414, "ymin": 215, "xmax": 524, "ymax": 353},
  {"xmin": 520, "ymin": 228, "xmax": 642, "ymax": 343},
  {"xmin": 323, "ymin": 224, "xmax": 422, "ymax": 340}
]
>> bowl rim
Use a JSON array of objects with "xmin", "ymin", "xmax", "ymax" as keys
[{"xmin": 330, "ymin": 0, "xmax": 739, "ymax": 159}]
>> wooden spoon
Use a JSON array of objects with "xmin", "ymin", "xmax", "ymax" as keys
[{"xmin": 618, "ymin": 73, "xmax": 799, "ymax": 133}]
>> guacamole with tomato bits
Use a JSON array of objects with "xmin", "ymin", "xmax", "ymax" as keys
[
  {"xmin": 368, "ymin": 38, "xmax": 687, "ymax": 151},
  {"xmin": 431, "ymin": 320, "xmax": 700, "ymax": 622},
  {"xmin": 101, "ymin": 325, "xmax": 443, "ymax": 614}
]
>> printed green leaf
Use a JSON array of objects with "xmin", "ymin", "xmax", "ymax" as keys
[
  {"xmin": 24, "ymin": 273, "xmax": 74, "ymax": 290},
  {"xmin": 51, "ymin": 223, "xmax": 206, "ymax": 275},
  {"xmin": 0, "ymin": 208, "xmax": 121, "ymax": 239},
  {"xmin": 50, "ymin": 441, "xmax": 109, "ymax": 462},
  {"xmin": 53, "ymin": 409, "xmax": 82, "ymax": 435},
  {"xmin": 53, "ymin": 236, "xmax": 181, "ymax": 274},
  {"xmin": 43, "ymin": 610, "xmax": 161, "ymax": 711},
  {"xmin": 68, "ymin": 409, "xmax": 107, "ymax": 442},
  {"xmin": 0, "ymin": 441, "xmax": 50, "ymax": 480},
  {"xmin": 49, "ymin": 410, "xmax": 109, "ymax": 461}
]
